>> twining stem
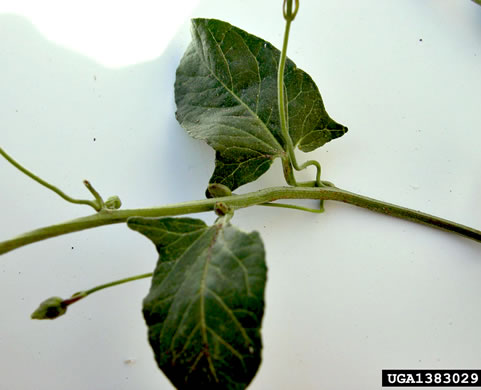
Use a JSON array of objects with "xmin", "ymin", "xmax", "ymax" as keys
[
  {"xmin": 281, "ymin": 155, "xmax": 298, "ymax": 186},
  {"xmin": 278, "ymin": 0, "xmax": 324, "ymax": 187},
  {"xmin": 0, "ymin": 147, "xmax": 103, "ymax": 211},
  {"xmin": 278, "ymin": 2, "xmax": 299, "ymax": 185},
  {"xmin": 1, "ymin": 185, "xmax": 480, "ymax": 255}
]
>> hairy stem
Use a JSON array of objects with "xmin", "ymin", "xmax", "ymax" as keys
[
  {"xmin": 1, "ymin": 185, "xmax": 480, "ymax": 255},
  {"xmin": 281, "ymin": 155, "xmax": 298, "ymax": 186}
]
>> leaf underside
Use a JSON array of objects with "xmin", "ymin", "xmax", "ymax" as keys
[
  {"xmin": 128, "ymin": 216, "xmax": 267, "ymax": 390},
  {"xmin": 175, "ymin": 18, "xmax": 347, "ymax": 191}
]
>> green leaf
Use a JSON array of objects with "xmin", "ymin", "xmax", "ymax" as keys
[
  {"xmin": 175, "ymin": 18, "xmax": 347, "ymax": 191},
  {"xmin": 127, "ymin": 216, "xmax": 267, "ymax": 390},
  {"xmin": 472, "ymin": 0, "xmax": 481, "ymax": 6}
]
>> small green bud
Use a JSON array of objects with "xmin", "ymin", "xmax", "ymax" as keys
[
  {"xmin": 31, "ymin": 297, "xmax": 67, "ymax": 320},
  {"xmin": 214, "ymin": 201, "xmax": 232, "ymax": 217},
  {"xmin": 105, "ymin": 195, "xmax": 122, "ymax": 210},
  {"xmin": 206, "ymin": 183, "xmax": 232, "ymax": 198}
]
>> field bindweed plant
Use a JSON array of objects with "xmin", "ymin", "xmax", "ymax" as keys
[{"xmin": 1, "ymin": 1, "xmax": 480, "ymax": 389}]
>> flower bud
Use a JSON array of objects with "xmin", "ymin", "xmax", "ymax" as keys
[
  {"xmin": 105, "ymin": 195, "xmax": 122, "ymax": 210},
  {"xmin": 31, "ymin": 297, "xmax": 67, "ymax": 320},
  {"xmin": 206, "ymin": 183, "xmax": 232, "ymax": 198}
]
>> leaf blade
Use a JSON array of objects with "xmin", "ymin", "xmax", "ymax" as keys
[
  {"xmin": 175, "ymin": 18, "xmax": 347, "ymax": 190},
  {"xmin": 128, "ymin": 216, "xmax": 267, "ymax": 390}
]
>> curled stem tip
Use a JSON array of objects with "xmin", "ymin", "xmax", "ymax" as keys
[{"xmin": 283, "ymin": 0, "xmax": 299, "ymax": 21}]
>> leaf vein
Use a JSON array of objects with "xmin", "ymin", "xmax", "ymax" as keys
[
  {"xmin": 206, "ymin": 326, "xmax": 245, "ymax": 363},
  {"xmin": 221, "ymin": 244, "xmax": 252, "ymax": 297},
  {"xmin": 206, "ymin": 287, "xmax": 251, "ymax": 345},
  {"xmin": 193, "ymin": 27, "xmax": 284, "ymax": 153},
  {"xmin": 172, "ymin": 323, "xmax": 201, "ymax": 364}
]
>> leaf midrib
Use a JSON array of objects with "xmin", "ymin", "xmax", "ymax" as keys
[
  {"xmin": 164, "ymin": 225, "xmax": 252, "ymax": 377},
  {"xmin": 199, "ymin": 225, "xmax": 220, "ymax": 380},
  {"xmin": 194, "ymin": 21, "xmax": 285, "ymax": 156}
]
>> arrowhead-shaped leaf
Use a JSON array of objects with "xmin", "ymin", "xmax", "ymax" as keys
[
  {"xmin": 175, "ymin": 18, "xmax": 347, "ymax": 191},
  {"xmin": 127, "ymin": 216, "xmax": 267, "ymax": 390}
]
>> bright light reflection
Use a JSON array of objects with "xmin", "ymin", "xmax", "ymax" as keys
[{"xmin": 0, "ymin": 0, "xmax": 200, "ymax": 67}]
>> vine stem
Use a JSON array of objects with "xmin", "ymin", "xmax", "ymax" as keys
[
  {"xmin": 278, "ymin": 0, "xmax": 324, "ymax": 187},
  {"xmin": 1, "ymin": 185, "xmax": 480, "ymax": 255},
  {"xmin": 62, "ymin": 272, "xmax": 153, "ymax": 306},
  {"xmin": 0, "ymin": 146, "xmax": 103, "ymax": 211},
  {"xmin": 260, "ymin": 202, "xmax": 323, "ymax": 214}
]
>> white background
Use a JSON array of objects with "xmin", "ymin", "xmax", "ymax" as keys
[{"xmin": 1, "ymin": 1, "xmax": 480, "ymax": 389}]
